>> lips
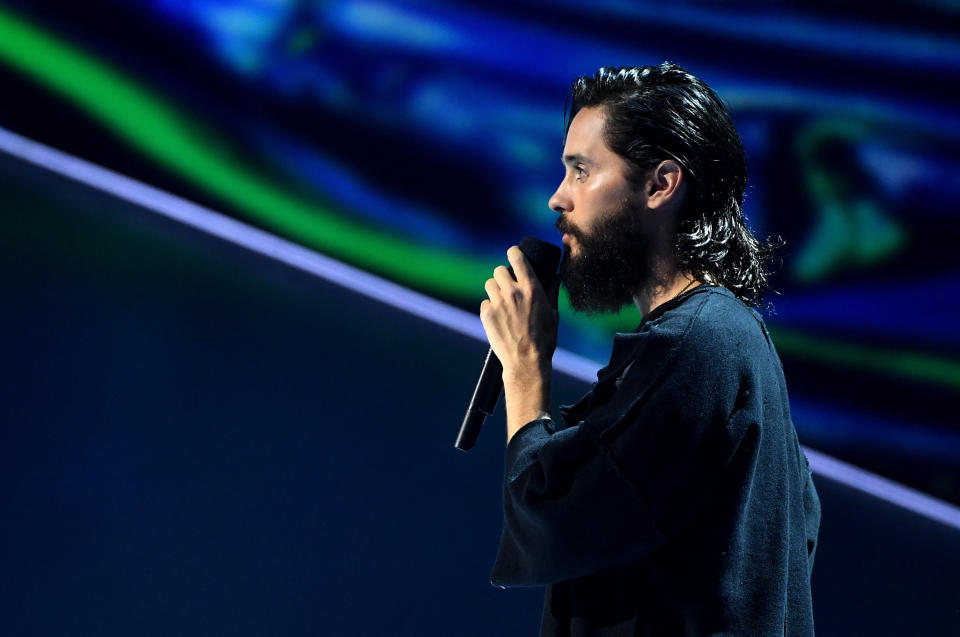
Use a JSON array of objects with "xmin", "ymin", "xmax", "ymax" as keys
[{"xmin": 556, "ymin": 216, "xmax": 577, "ymax": 241}]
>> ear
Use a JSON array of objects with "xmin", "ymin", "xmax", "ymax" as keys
[{"xmin": 644, "ymin": 160, "xmax": 685, "ymax": 211}]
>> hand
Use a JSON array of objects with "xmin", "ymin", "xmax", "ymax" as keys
[
  {"xmin": 480, "ymin": 246, "xmax": 557, "ymax": 441},
  {"xmin": 479, "ymin": 246, "xmax": 557, "ymax": 386}
]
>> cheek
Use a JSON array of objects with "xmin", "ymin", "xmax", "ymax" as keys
[{"xmin": 586, "ymin": 176, "xmax": 631, "ymax": 212}]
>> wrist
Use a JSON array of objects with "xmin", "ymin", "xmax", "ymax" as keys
[
  {"xmin": 502, "ymin": 351, "xmax": 551, "ymax": 386},
  {"xmin": 504, "ymin": 371, "xmax": 551, "ymax": 444},
  {"xmin": 502, "ymin": 367, "xmax": 549, "ymax": 404}
]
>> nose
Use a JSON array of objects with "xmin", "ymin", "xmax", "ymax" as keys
[{"xmin": 548, "ymin": 181, "xmax": 571, "ymax": 215}]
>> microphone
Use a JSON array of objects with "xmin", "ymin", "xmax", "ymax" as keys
[{"xmin": 455, "ymin": 237, "xmax": 563, "ymax": 452}]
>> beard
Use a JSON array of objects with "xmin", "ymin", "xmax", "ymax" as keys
[{"xmin": 556, "ymin": 198, "xmax": 654, "ymax": 315}]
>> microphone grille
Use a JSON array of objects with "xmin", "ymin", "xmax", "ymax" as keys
[{"xmin": 518, "ymin": 236, "xmax": 562, "ymax": 288}]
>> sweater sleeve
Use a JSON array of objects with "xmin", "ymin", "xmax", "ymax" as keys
[
  {"xmin": 490, "ymin": 297, "xmax": 752, "ymax": 588},
  {"xmin": 490, "ymin": 417, "xmax": 666, "ymax": 587}
]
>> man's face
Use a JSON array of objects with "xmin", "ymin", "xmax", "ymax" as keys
[{"xmin": 549, "ymin": 106, "xmax": 653, "ymax": 314}]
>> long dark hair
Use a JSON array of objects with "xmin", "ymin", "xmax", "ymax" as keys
[{"xmin": 566, "ymin": 63, "xmax": 780, "ymax": 308}]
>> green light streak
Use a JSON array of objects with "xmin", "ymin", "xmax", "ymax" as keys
[
  {"xmin": 0, "ymin": 6, "xmax": 956, "ymax": 392},
  {"xmin": 769, "ymin": 327, "xmax": 960, "ymax": 391},
  {"xmin": 0, "ymin": 5, "xmax": 490, "ymax": 298}
]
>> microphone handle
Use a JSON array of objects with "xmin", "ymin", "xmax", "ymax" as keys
[
  {"xmin": 455, "ymin": 237, "xmax": 562, "ymax": 452},
  {"xmin": 455, "ymin": 348, "xmax": 503, "ymax": 451}
]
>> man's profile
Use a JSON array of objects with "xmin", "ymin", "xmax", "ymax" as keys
[{"xmin": 478, "ymin": 63, "xmax": 820, "ymax": 636}]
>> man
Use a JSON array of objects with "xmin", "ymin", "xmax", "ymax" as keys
[{"xmin": 478, "ymin": 63, "xmax": 821, "ymax": 636}]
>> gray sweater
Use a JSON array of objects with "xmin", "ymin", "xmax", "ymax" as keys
[{"xmin": 491, "ymin": 285, "xmax": 820, "ymax": 636}]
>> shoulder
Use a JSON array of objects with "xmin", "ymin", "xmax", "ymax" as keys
[
  {"xmin": 686, "ymin": 287, "xmax": 770, "ymax": 349},
  {"xmin": 650, "ymin": 286, "xmax": 774, "ymax": 373}
]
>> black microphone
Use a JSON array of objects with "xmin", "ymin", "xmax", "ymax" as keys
[{"xmin": 455, "ymin": 237, "xmax": 563, "ymax": 452}]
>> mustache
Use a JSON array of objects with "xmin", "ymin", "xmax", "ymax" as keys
[{"xmin": 555, "ymin": 215, "xmax": 582, "ymax": 239}]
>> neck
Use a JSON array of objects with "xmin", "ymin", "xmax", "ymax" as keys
[
  {"xmin": 633, "ymin": 267, "xmax": 700, "ymax": 317},
  {"xmin": 630, "ymin": 205, "xmax": 700, "ymax": 316}
]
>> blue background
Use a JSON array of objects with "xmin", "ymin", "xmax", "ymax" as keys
[{"xmin": 1, "ymin": 1, "xmax": 958, "ymax": 634}]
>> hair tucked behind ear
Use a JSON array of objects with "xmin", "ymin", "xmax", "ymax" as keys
[{"xmin": 566, "ymin": 63, "xmax": 781, "ymax": 308}]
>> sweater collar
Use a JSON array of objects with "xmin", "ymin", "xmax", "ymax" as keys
[{"xmin": 596, "ymin": 284, "xmax": 721, "ymax": 383}]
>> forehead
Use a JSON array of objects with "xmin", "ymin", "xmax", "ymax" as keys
[{"xmin": 563, "ymin": 106, "xmax": 616, "ymax": 164}]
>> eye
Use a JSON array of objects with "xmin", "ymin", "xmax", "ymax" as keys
[{"xmin": 574, "ymin": 165, "xmax": 587, "ymax": 181}]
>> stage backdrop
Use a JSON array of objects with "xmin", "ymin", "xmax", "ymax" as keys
[{"xmin": 1, "ymin": 1, "xmax": 958, "ymax": 634}]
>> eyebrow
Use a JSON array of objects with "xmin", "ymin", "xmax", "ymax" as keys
[{"xmin": 562, "ymin": 153, "xmax": 594, "ymax": 167}]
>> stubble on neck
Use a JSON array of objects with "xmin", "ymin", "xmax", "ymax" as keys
[
  {"xmin": 632, "ymin": 268, "xmax": 701, "ymax": 317},
  {"xmin": 628, "ymin": 211, "xmax": 700, "ymax": 316}
]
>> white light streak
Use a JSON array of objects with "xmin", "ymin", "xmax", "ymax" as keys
[{"xmin": 2, "ymin": 124, "xmax": 958, "ymax": 532}]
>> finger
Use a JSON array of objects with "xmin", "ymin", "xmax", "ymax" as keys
[
  {"xmin": 492, "ymin": 265, "xmax": 514, "ymax": 289},
  {"xmin": 479, "ymin": 299, "xmax": 492, "ymax": 331},
  {"xmin": 484, "ymin": 277, "xmax": 501, "ymax": 301},
  {"xmin": 479, "ymin": 299, "xmax": 501, "ymax": 351},
  {"xmin": 506, "ymin": 245, "xmax": 536, "ymax": 289}
]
